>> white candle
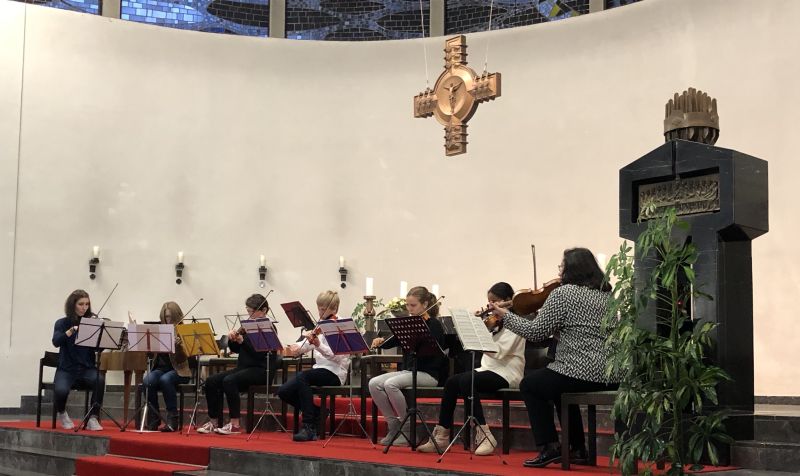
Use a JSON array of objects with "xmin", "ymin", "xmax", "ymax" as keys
[
  {"xmin": 596, "ymin": 253, "xmax": 607, "ymax": 270},
  {"xmin": 365, "ymin": 277, "xmax": 374, "ymax": 296},
  {"xmin": 177, "ymin": 251, "xmax": 184, "ymax": 263},
  {"xmin": 92, "ymin": 246, "xmax": 100, "ymax": 259},
  {"xmin": 260, "ymin": 254, "xmax": 266, "ymax": 266},
  {"xmin": 400, "ymin": 281, "xmax": 408, "ymax": 297},
  {"xmin": 431, "ymin": 284, "xmax": 440, "ymax": 297},
  {"xmin": 339, "ymin": 255, "xmax": 345, "ymax": 267}
]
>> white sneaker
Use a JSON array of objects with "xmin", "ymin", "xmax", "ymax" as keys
[
  {"xmin": 57, "ymin": 411, "xmax": 74, "ymax": 430},
  {"xmin": 86, "ymin": 416, "xmax": 103, "ymax": 431},
  {"xmin": 214, "ymin": 422, "xmax": 241, "ymax": 435},
  {"xmin": 474, "ymin": 424, "xmax": 497, "ymax": 456},
  {"xmin": 196, "ymin": 421, "xmax": 217, "ymax": 434}
]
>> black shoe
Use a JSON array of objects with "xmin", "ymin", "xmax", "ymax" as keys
[
  {"xmin": 160, "ymin": 413, "xmax": 180, "ymax": 432},
  {"xmin": 292, "ymin": 424, "xmax": 318, "ymax": 442},
  {"xmin": 523, "ymin": 445, "xmax": 561, "ymax": 468}
]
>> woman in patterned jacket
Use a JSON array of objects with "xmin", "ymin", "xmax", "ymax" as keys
[{"xmin": 489, "ymin": 247, "xmax": 618, "ymax": 468}]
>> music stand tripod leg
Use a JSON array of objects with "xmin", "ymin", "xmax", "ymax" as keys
[
  {"xmin": 323, "ymin": 360, "xmax": 375, "ymax": 448},
  {"xmin": 76, "ymin": 345, "xmax": 123, "ymax": 432},
  {"xmin": 185, "ymin": 357, "xmax": 203, "ymax": 436},
  {"xmin": 121, "ymin": 355, "xmax": 166, "ymax": 432},
  {"xmin": 437, "ymin": 351, "xmax": 507, "ymax": 464},
  {"xmin": 382, "ymin": 352, "xmax": 440, "ymax": 454},
  {"xmin": 247, "ymin": 358, "xmax": 287, "ymax": 441}
]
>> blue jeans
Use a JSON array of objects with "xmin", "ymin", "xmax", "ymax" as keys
[
  {"xmin": 53, "ymin": 367, "xmax": 104, "ymax": 415},
  {"xmin": 142, "ymin": 369, "xmax": 190, "ymax": 413}
]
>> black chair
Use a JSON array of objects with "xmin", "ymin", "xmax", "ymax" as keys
[{"xmin": 36, "ymin": 351, "xmax": 90, "ymax": 428}]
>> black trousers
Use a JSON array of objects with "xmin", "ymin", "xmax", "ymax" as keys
[
  {"xmin": 439, "ymin": 370, "xmax": 508, "ymax": 428},
  {"xmin": 204, "ymin": 366, "xmax": 271, "ymax": 419},
  {"xmin": 520, "ymin": 368, "xmax": 617, "ymax": 449},
  {"xmin": 277, "ymin": 368, "xmax": 340, "ymax": 426}
]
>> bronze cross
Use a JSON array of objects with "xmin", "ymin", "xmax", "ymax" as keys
[{"xmin": 413, "ymin": 35, "xmax": 501, "ymax": 156}]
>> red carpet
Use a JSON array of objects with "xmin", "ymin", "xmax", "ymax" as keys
[
  {"xmin": 0, "ymin": 420, "xmax": 737, "ymax": 476},
  {"xmin": 74, "ymin": 455, "xmax": 201, "ymax": 476}
]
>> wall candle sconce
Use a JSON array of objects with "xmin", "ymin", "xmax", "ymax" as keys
[
  {"xmin": 259, "ymin": 254, "xmax": 268, "ymax": 288},
  {"xmin": 89, "ymin": 245, "xmax": 100, "ymax": 280},
  {"xmin": 175, "ymin": 251, "xmax": 185, "ymax": 285},
  {"xmin": 339, "ymin": 256, "xmax": 348, "ymax": 289}
]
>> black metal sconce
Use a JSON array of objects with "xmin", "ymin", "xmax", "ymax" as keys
[{"xmin": 89, "ymin": 246, "xmax": 100, "ymax": 280}]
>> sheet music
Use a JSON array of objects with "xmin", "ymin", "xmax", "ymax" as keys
[
  {"xmin": 317, "ymin": 318, "xmax": 369, "ymax": 355},
  {"xmin": 449, "ymin": 308, "xmax": 499, "ymax": 354},
  {"xmin": 242, "ymin": 318, "xmax": 283, "ymax": 351},
  {"xmin": 75, "ymin": 318, "xmax": 127, "ymax": 350},
  {"xmin": 126, "ymin": 324, "xmax": 175, "ymax": 353}
]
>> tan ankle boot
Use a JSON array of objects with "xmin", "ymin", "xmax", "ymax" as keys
[
  {"xmin": 417, "ymin": 425, "xmax": 450, "ymax": 453},
  {"xmin": 474, "ymin": 424, "xmax": 497, "ymax": 456}
]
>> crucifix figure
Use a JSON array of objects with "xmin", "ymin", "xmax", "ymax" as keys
[{"xmin": 413, "ymin": 35, "xmax": 501, "ymax": 156}]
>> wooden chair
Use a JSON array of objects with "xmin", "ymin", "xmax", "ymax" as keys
[{"xmin": 36, "ymin": 351, "xmax": 90, "ymax": 428}]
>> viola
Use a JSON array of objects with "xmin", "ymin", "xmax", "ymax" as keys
[{"xmin": 511, "ymin": 278, "xmax": 561, "ymax": 316}]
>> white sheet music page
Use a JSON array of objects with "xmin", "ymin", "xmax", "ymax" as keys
[{"xmin": 449, "ymin": 308, "xmax": 499, "ymax": 354}]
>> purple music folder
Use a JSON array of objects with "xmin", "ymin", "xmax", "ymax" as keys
[
  {"xmin": 242, "ymin": 318, "xmax": 282, "ymax": 352},
  {"xmin": 318, "ymin": 318, "xmax": 368, "ymax": 355}
]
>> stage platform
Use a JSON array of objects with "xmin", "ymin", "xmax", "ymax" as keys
[{"xmin": 0, "ymin": 420, "xmax": 739, "ymax": 476}]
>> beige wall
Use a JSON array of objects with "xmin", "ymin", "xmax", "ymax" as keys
[{"xmin": 0, "ymin": 0, "xmax": 798, "ymax": 405}]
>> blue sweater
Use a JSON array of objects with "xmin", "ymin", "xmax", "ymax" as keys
[{"xmin": 52, "ymin": 317, "xmax": 97, "ymax": 373}]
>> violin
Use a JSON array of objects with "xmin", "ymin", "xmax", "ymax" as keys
[{"xmin": 510, "ymin": 278, "xmax": 561, "ymax": 316}]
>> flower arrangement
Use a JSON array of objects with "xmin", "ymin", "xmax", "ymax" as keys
[{"xmin": 382, "ymin": 297, "xmax": 407, "ymax": 316}]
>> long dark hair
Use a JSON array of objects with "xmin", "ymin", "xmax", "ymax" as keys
[
  {"xmin": 560, "ymin": 248, "xmax": 611, "ymax": 292},
  {"xmin": 64, "ymin": 289, "xmax": 92, "ymax": 322},
  {"xmin": 407, "ymin": 286, "xmax": 440, "ymax": 318}
]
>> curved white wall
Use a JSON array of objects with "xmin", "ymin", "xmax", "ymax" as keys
[{"xmin": 1, "ymin": 0, "xmax": 799, "ymax": 405}]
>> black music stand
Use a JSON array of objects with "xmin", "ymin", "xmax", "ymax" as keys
[
  {"xmin": 318, "ymin": 318, "xmax": 374, "ymax": 448},
  {"xmin": 281, "ymin": 301, "xmax": 316, "ymax": 340},
  {"xmin": 74, "ymin": 318, "xmax": 127, "ymax": 432},
  {"xmin": 120, "ymin": 324, "xmax": 175, "ymax": 432},
  {"xmin": 382, "ymin": 315, "xmax": 445, "ymax": 453},
  {"xmin": 177, "ymin": 322, "xmax": 220, "ymax": 436},
  {"xmin": 243, "ymin": 318, "xmax": 287, "ymax": 440}
]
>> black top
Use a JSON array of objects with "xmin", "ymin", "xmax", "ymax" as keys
[
  {"xmin": 388, "ymin": 317, "xmax": 449, "ymax": 385},
  {"xmin": 228, "ymin": 333, "xmax": 275, "ymax": 370},
  {"xmin": 52, "ymin": 316, "xmax": 97, "ymax": 373}
]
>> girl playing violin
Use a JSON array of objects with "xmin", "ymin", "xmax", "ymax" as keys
[
  {"xmin": 490, "ymin": 248, "xmax": 618, "ymax": 468},
  {"xmin": 51, "ymin": 289, "xmax": 105, "ymax": 430},
  {"xmin": 417, "ymin": 282, "xmax": 526, "ymax": 455},
  {"xmin": 277, "ymin": 290, "xmax": 350, "ymax": 442},
  {"xmin": 140, "ymin": 302, "xmax": 192, "ymax": 432},
  {"xmin": 368, "ymin": 286, "xmax": 448, "ymax": 447},
  {"xmin": 197, "ymin": 294, "xmax": 276, "ymax": 435}
]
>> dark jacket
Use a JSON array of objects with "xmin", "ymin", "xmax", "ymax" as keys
[{"xmin": 52, "ymin": 316, "xmax": 97, "ymax": 373}]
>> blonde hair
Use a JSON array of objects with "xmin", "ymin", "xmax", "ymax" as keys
[
  {"xmin": 159, "ymin": 301, "xmax": 184, "ymax": 325},
  {"xmin": 316, "ymin": 290, "xmax": 340, "ymax": 312}
]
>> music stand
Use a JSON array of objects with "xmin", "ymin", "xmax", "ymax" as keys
[
  {"xmin": 243, "ymin": 318, "xmax": 287, "ymax": 440},
  {"xmin": 316, "ymin": 318, "xmax": 374, "ymax": 448},
  {"xmin": 176, "ymin": 322, "xmax": 220, "ymax": 436},
  {"xmin": 382, "ymin": 315, "xmax": 445, "ymax": 453},
  {"xmin": 74, "ymin": 317, "xmax": 127, "ymax": 432},
  {"xmin": 438, "ymin": 308, "xmax": 506, "ymax": 463},
  {"xmin": 120, "ymin": 324, "xmax": 175, "ymax": 432},
  {"xmin": 280, "ymin": 301, "xmax": 316, "ymax": 339}
]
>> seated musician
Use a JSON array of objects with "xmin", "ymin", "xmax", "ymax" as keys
[
  {"xmin": 278, "ymin": 290, "xmax": 350, "ymax": 442},
  {"xmin": 51, "ymin": 290, "xmax": 105, "ymax": 431},
  {"xmin": 140, "ymin": 301, "xmax": 192, "ymax": 432},
  {"xmin": 368, "ymin": 286, "xmax": 448, "ymax": 447},
  {"xmin": 417, "ymin": 282, "xmax": 526, "ymax": 455},
  {"xmin": 490, "ymin": 248, "xmax": 619, "ymax": 468},
  {"xmin": 197, "ymin": 294, "xmax": 277, "ymax": 435}
]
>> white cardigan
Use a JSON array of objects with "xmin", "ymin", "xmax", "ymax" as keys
[{"xmin": 475, "ymin": 327, "xmax": 526, "ymax": 388}]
